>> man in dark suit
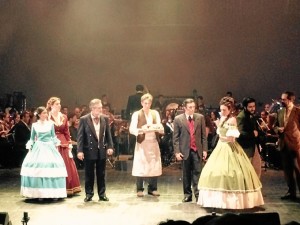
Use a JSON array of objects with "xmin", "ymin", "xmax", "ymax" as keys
[
  {"xmin": 126, "ymin": 84, "xmax": 145, "ymax": 157},
  {"xmin": 274, "ymin": 91, "xmax": 300, "ymax": 201},
  {"xmin": 9, "ymin": 111, "xmax": 31, "ymax": 167},
  {"xmin": 173, "ymin": 98, "xmax": 208, "ymax": 203},
  {"xmin": 126, "ymin": 84, "xmax": 144, "ymax": 120},
  {"xmin": 77, "ymin": 99, "xmax": 114, "ymax": 202},
  {"xmin": 236, "ymin": 97, "xmax": 261, "ymax": 178}
]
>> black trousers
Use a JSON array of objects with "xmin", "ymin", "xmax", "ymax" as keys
[
  {"xmin": 182, "ymin": 150, "xmax": 201, "ymax": 199},
  {"xmin": 281, "ymin": 147, "xmax": 300, "ymax": 196},
  {"xmin": 84, "ymin": 158, "xmax": 106, "ymax": 198},
  {"xmin": 136, "ymin": 177, "xmax": 158, "ymax": 192}
]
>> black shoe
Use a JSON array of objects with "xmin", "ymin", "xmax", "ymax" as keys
[
  {"xmin": 281, "ymin": 193, "xmax": 297, "ymax": 201},
  {"xmin": 99, "ymin": 196, "xmax": 109, "ymax": 201},
  {"xmin": 182, "ymin": 197, "xmax": 192, "ymax": 203},
  {"xmin": 148, "ymin": 191, "xmax": 160, "ymax": 196},
  {"xmin": 195, "ymin": 197, "xmax": 199, "ymax": 202},
  {"xmin": 84, "ymin": 196, "xmax": 93, "ymax": 202}
]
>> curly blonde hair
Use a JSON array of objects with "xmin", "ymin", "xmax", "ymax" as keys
[{"xmin": 46, "ymin": 97, "xmax": 61, "ymax": 111}]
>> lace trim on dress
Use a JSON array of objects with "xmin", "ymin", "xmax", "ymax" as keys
[{"xmin": 49, "ymin": 112, "xmax": 64, "ymax": 126}]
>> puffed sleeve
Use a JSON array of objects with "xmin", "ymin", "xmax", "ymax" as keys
[
  {"xmin": 26, "ymin": 124, "xmax": 36, "ymax": 150},
  {"xmin": 226, "ymin": 122, "xmax": 240, "ymax": 138},
  {"xmin": 50, "ymin": 123, "xmax": 61, "ymax": 146},
  {"xmin": 129, "ymin": 111, "xmax": 139, "ymax": 136}
]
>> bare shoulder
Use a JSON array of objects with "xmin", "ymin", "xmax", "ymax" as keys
[{"xmin": 227, "ymin": 116, "xmax": 237, "ymax": 125}]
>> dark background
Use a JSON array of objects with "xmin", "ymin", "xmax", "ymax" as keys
[{"xmin": 0, "ymin": 0, "xmax": 299, "ymax": 113}]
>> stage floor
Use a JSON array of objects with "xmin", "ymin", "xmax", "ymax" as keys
[{"xmin": 0, "ymin": 157, "xmax": 299, "ymax": 225}]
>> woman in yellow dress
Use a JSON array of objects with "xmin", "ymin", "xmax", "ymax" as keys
[{"xmin": 197, "ymin": 96, "xmax": 264, "ymax": 209}]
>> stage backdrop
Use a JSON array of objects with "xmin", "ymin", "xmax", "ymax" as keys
[{"xmin": 0, "ymin": 0, "xmax": 299, "ymax": 112}]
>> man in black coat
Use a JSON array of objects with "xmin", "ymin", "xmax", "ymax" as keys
[
  {"xmin": 125, "ymin": 84, "xmax": 144, "ymax": 157},
  {"xmin": 77, "ymin": 99, "xmax": 114, "ymax": 202},
  {"xmin": 9, "ymin": 111, "xmax": 31, "ymax": 167},
  {"xmin": 126, "ymin": 84, "xmax": 144, "ymax": 120},
  {"xmin": 237, "ymin": 97, "xmax": 261, "ymax": 178}
]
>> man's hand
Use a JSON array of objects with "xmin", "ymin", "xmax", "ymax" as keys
[
  {"xmin": 175, "ymin": 153, "xmax": 184, "ymax": 161},
  {"xmin": 107, "ymin": 148, "xmax": 114, "ymax": 156},
  {"xmin": 202, "ymin": 151, "xmax": 208, "ymax": 160},
  {"xmin": 278, "ymin": 127, "xmax": 284, "ymax": 133},
  {"xmin": 77, "ymin": 152, "xmax": 84, "ymax": 161}
]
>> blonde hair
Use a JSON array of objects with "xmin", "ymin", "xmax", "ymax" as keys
[
  {"xmin": 46, "ymin": 97, "xmax": 61, "ymax": 111},
  {"xmin": 89, "ymin": 99, "xmax": 102, "ymax": 110},
  {"xmin": 141, "ymin": 93, "xmax": 153, "ymax": 102}
]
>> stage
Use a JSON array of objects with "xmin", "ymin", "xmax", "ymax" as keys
[{"xmin": 0, "ymin": 156, "xmax": 299, "ymax": 225}]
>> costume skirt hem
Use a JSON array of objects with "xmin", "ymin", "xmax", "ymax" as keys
[
  {"xmin": 21, "ymin": 187, "xmax": 67, "ymax": 198},
  {"xmin": 197, "ymin": 189, "xmax": 264, "ymax": 209}
]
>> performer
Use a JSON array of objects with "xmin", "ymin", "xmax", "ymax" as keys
[
  {"xmin": 197, "ymin": 97, "xmax": 264, "ymax": 209},
  {"xmin": 236, "ymin": 97, "xmax": 262, "ymax": 178},
  {"xmin": 173, "ymin": 98, "xmax": 208, "ymax": 203},
  {"xmin": 129, "ymin": 93, "xmax": 164, "ymax": 197},
  {"xmin": 20, "ymin": 107, "xmax": 67, "ymax": 199},
  {"xmin": 47, "ymin": 97, "xmax": 81, "ymax": 196},
  {"xmin": 77, "ymin": 99, "xmax": 114, "ymax": 202},
  {"xmin": 274, "ymin": 91, "xmax": 300, "ymax": 201}
]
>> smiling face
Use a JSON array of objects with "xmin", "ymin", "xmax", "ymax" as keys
[
  {"xmin": 91, "ymin": 103, "xmax": 102, "ymax": 118},
  {"xmin": 51, "ymin": 100, "xmax": 61, "ymax": 113},
  {"xmin": 141, "ymin": 99, "xmax": 152, "ymax": 112},
  {"xmin": 39, "ymin": 109, "xmax": 48, "ymax": 121}
]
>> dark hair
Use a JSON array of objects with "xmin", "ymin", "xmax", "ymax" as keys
[
  {"xmin": 211, "ymin": 110, "xmax": 220, "ymax": 119},
  {"xmin": 183, "ymin": 98, "xmax": 195, "ymax": 107},
  {"xmin": 35, "ymin": 106, "xmax": 47, "ymax": 120},
  {"xmin": 159, "ymin": 220, "xmax": 191, "ymax": 225},
  {"xmin": 136, "ymin": 84, "xmax": 144, "ymax": 92},
  {"xmin": 20, "ymin": 111, "xmax": 30, "ymax": 120},
  {"xmin": 242, "ymin": 97, "xmax": 256, "ymax": 108},
  {"xmin": 226, "ymin": 91, "xmax": 232, "ymax": 97},
  {"xmin": 283, "ymin": 91, "xmax": 296, "ymax": 102}
]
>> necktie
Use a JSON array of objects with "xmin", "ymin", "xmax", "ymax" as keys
[
  {"xmin": 188, "ymin": 115, "xmax": 196, "ymax": 151},
  {"xmin": 93, "ymin": 117, "xmax": 99, "ymax": 124}
]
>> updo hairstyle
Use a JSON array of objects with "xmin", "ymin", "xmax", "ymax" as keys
[
  {"xmin": 46, "ymin": 97, "xmax": 61, "ymax": 111},
  {"xmin": 35, "ymin": 106, "xmax": 47, "ymax": 120},
  {"xmin": 219, "ymin": 96, "xmax": 235, "ymax": 113}
]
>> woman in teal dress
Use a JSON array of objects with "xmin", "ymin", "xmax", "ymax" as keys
[
  {"xmin": 20, "ymin": 106, "xmax": 67, "ymax": 199},
  {"xmin": 197, "ymin": 97, "xmax": 264, "ymax": 209}
]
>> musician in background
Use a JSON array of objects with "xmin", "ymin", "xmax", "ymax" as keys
[
  {"xmin": 126, "ymin": 85, "xmax": 145, "ymax": 159},
  {"xmin": 9, "ymin": 111, "xmax": 31, "ymax": 167},
  {"xmin": 236, "ymin": 97, "xmax": 262, "ymax": 178}
]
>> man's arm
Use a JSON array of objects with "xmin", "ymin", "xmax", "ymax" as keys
[{"xmin": 77, "ymin": 118, "xmax": 84, "ymax": 160}]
